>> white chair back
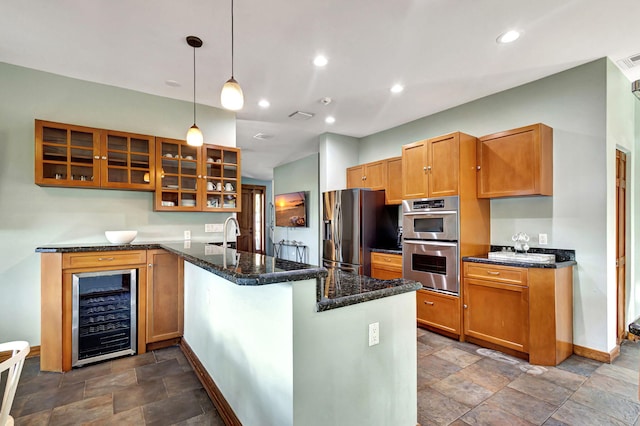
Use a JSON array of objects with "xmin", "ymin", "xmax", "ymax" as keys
[{"xmin": 0, "ymin": 341, "xmax": 30, "ymax": 426}]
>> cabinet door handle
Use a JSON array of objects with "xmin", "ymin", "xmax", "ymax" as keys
[
  {"xmin": 98, "ymin": 257, "xmax": 115, "ymax": 261},
  {"xmin": 487, "ymin": 271, "xmax": 500, "ymax": 275},
  {"xmin": 424, "ymin": 301, "xmax": 434, "ymax": 305},
  {"xmin": 463, "ymin": 304, "xmax": 468, "ymax": 309},
  {"xmin": 94, "ymin": 155, "xmax": 100, "ymax": 160},
  {"xmin": 148, "ymin": 263, "xmax": 153, "ymax": 267},
  {"xmin": 101, "ymin": 156, "xmax": 107, "ymax": 160},
  {"xmin": 476, "ymin": 165, "xmax": 481, "ymax": 170},
  {"xmin": 423, "ymin": 166, "xmax": 427, "ymax": 171},
  {"xmin": 427, "ymin": 165, "xmax": 432, "ymax": 171}
]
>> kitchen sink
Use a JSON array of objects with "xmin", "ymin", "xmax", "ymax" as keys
[{"xmin": 487, "ymin": 251, "xmax": 556, "ymax": 264}]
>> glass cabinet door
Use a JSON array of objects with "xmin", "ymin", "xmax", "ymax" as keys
[
  {"xmin": 202, "ymin": 145, "xmax": 241, "ymax": 212},
  {"xmin": 101, "ymin": 131, "xmax": 155, "ymax": 190},
  {"xmin": 155, "ymin": 138, "xmax": 201, "ymax": 210},
  {"xmin": 35, "ymin": 120, "xmax": 100, "ymax": 187}
]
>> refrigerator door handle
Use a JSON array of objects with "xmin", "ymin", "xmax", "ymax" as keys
[{"xmin": 324, "ymin": 220, "xmax": 332, "ymax": 241}]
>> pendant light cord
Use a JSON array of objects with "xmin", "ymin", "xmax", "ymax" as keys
[
  {"xmin": 193, "ymin": 44, "xmax": 197, "ymax": 124},
  {"xmin": 231, "ymin": 0, "xmax": 234, "ymax": 78}
]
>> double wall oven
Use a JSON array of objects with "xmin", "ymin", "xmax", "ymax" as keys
[{"xmin": 402, "ymin": 196, "xmax": 459, "ymax": 295}]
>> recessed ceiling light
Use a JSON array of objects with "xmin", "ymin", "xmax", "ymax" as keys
[
  {"xmin": 313, "ymin": 55, "xmax": 328, "ymax": 67},
  {"xmin": 390, "ymin": 84, "xmax": 404, "ymax": 94},
  {"xmin": 325, "ymin": 116, "xmax": 335, "ymax": 124},
  {"xmin": 496, "ymin": 30, "xmax": 521, "ymax": 44},
  {"xmin": 258, "ymin": 99, "xmax": 270, "ymax": 108},
  {"xmin": 165, "ymin": 79, "xmax": 180, "ymax": 87}
]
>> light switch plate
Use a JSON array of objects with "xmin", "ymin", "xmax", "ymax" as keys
[
  {"xmin": 539, "ymin": 233, "xmax": 548, "ymax": 245},
  {"xmin": 205, "ymin": 223, "xmax": 224, "ymax": 233}
]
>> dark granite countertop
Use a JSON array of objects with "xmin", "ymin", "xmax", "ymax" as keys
[
  {"xmin": 462, "ymin": 246, "xmax": 577, "ymax": 269},
  {"xmin": 36, "ymin": 241, "xmax": 421, "ymax": 311},
  {"xmin": 371, "ymin": 247, "xmax": 403, "ymax": 255}
]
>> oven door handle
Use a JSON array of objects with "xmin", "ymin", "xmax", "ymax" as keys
[
  {"xmin": 403, "ymin": 240, "xmax": 458, "ymax": 247},
  {"xmin": 403, "ymin": 211, "xmax": 457, "ymax": 216}
]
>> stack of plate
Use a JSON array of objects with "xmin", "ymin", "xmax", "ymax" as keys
[{"xmin": 180, "ymin": 200, "xmax": 196, "ymax": 207}]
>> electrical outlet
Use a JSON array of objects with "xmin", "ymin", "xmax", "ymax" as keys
[
  {"xmin": 539, "ymin": 233, "xmax": 548, "ymax": 245},
  {"xmin": 368, "ymin": 322, "xmax": 380, "ymax": 346},
  {"xmin": 205, "ymin": 223, "xmax": 224, "ymax": 233},
  {"xmin": 184, "ymin": 230, "xmax": 191, "ymax": 240}
]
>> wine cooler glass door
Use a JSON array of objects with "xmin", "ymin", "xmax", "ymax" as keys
[{"xmin": 72, "ymin": 268, "xmax": 137, "ymax": 367}]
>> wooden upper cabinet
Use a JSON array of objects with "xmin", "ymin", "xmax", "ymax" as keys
[
  {"xmin": 35, "ymin": 120, "xmax": 155, "ymax": 191},
  {"xmin": 346, "ymin": 165, "xmax": 366, "ymax": 188},
  {"xmin": 385, "ymin": 156, "xmax": 402, "ymax": 205},
  {"xmin": 155, "ymin": 138, "xmax": 241, "ymax": 212},
  {"xmin": 429, "ymin": 134, "xmax": 460, "ymax": 197},
  {"xmin": 100, "ymin": 130, "xmax": 155, "ymax": 190},
  {"xmin": 477, "ymin": 123, "xmax": 553, "ymax": 198},
  {"xmin": 346, "ymin": 160, "xmax": 386, "ymax": 190},
  {"xmin": 35, "ymin": 120, "xmax": 101, "ymax": 188},
  {"xmin": 402, "ymin": 132, "xmax": 471, "ymax": 199}
]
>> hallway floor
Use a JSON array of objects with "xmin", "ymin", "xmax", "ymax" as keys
[{"xmin": 6, "ymin": 329, "xmax": 640, "ymax": 425}]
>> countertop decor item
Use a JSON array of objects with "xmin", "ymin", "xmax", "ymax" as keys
[
  {"xmin": 104, "ymin": 230, "xmax": 137, "ymax": 244},
  {"xmin": 186, "ymin": 35, "xmax": 204, "ymax": 146}
]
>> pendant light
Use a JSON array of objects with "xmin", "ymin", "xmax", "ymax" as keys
[
  {"xmin": 186, "ymin": 35, "xmax": 204, "ymax": 146},
  {"xmin": 220, "ymin": 0, "xmax": 244, "ymax": 110}
]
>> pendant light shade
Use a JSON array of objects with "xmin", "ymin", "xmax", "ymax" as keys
[
  {"xmin": 221, "ymin": 77, "xmax": 244, "ymax": 111},
  {"xmin": 186, "ymin": 124, "xmax": 204, "ymax": 146},
  {"xmin": 221, "ymin": 0, "xmax": 244, "ymax": 111},
  {"xmin": 186, "ymin": 35, "xmax": 204, "ymax": 146}
]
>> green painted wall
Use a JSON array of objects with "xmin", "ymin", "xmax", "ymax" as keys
[
  {"xmin": 273, "ymin": 153, "xmax": 320, "ymax": 265},
  {"xmin": 0, "ymin": 62, "xmax": 236, "ymax": 345},
  {"xmin": 354, "ymin": 58, "xmax": 638, "ymax": 353}
]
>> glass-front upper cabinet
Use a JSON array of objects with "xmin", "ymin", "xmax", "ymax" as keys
[
  {"xmin": 154, "ymin": 138, "xmax": 241, "ymax": 212},
  {"xmin": 35, "ymin": 120, "xmax": 101, "ymax": 187},
  {"xmin": 35, "ymin": 120, "xmax": 155, "ymax": 191},
  {"xmin": 100, "ymin": 130, "xmax": 155, "ymax": 190},
  {"xmin": 201, "ymin": 145, "xmax": 241, "ymax": 212}
]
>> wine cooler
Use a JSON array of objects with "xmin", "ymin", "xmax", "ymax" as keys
[{"xmin": 72, "ymin": 269, "xmax": 137, "ymax": 367}]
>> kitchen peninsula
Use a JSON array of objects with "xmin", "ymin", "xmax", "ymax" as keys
[{"xmin": 37, "ymin": 241, "xmax": 422, "ymax": 426}]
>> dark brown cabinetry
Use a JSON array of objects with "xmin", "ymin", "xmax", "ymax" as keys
[{"xmin": 477, "ymin": 123, "xmax": 553, "ymax": 198}]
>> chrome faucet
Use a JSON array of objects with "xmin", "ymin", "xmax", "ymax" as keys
[{"xmin": 223, "ymin": 216, "xmax": 240, "ymax": 249}]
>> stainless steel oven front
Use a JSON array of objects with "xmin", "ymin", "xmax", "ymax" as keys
[
  {"xmin": 402, "ymin": 196, "xmax": 458, "ymax": 241},
  {"xmin": 403, "ymin": 240, "xmax": 459, "ymax": 294}
]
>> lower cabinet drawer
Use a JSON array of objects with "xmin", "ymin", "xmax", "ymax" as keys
[
  {"xmin": 63, "ymin": 250, "xmax": 147, "ymax": 269},
  {"xmin": 464, "ymin": 263, "xmax": 528, "ymax": 286},
  {"xmin": 416, "ymin": 290, "xmax": 460, "ymax": 335},
  {"xmin": 371, "ymin": 252, "xmax": 402, "ymax": 267}
]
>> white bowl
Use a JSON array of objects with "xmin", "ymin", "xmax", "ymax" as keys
[{"xmin": 105, "ymin": 230, "xmax": 138, "ymax": 244}]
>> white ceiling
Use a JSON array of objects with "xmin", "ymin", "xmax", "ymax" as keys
[{"xmin": 2, "ymin": 0, "xmax": 640, "ymax": 180}]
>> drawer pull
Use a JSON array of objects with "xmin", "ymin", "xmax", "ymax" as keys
[
  {"xmin": 98, "ymin": 257, "xmax": 115, "ymax": 261},
  {"xmin": 487, "ymin": 271, "xmax": 501, "ymax": 275},
  {"xmin": 384, "ymin": 257, "xmax": 391, "ymax": 262},
  {"xmin": 424, "ymin": 301, "xmax": 434, "ymax": 305}
]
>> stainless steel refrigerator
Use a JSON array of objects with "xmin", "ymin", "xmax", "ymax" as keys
[{"xmin": 322, "ymin": 189, "xmax": 398, "ymax": 275}]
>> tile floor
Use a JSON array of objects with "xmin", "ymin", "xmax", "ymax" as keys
[
  {"xmin": 4, "ymin": 329, "xmax": 640, "ymax": 425},
  {"xmin": 416, "ymin": 328, "xmax": 640, "ymax": 425}
]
